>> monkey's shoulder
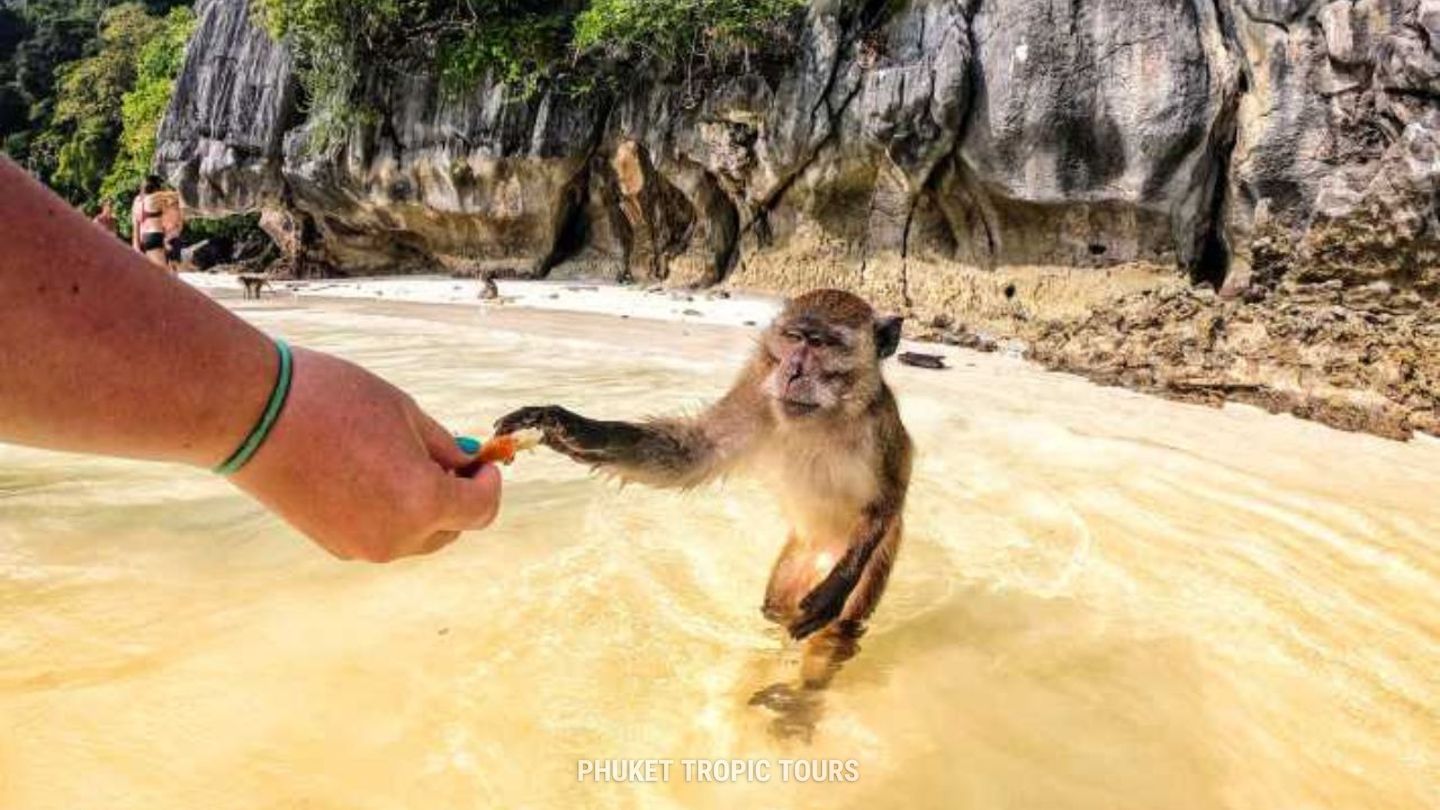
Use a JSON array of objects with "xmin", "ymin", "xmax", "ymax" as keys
[{"xmin": 872, "ymin": 383, "xmax": 914, "ymax": 472}]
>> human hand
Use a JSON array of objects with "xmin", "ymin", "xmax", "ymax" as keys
[{"xmin": 231, "ymin": 348, "xmax": 501, "ymax": 562}]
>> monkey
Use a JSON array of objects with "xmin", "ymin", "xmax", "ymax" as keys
[
  {"xmin": 495, "ymin": 289, "xmax": 912, "ymax": 732},
  {"xmin": 239, "ymin": 273, "xmax": 269, "ymax": 300},
  {"xmin": 477, "ymin": 272, "xmax": 500, "ymax": 301}
]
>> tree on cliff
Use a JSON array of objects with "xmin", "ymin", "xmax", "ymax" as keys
[
  {"xmin": 255, "ymin": 0, "xmax": 806, "ymax": 151},
  {"xmin": 101, "ymin": 5, "xmax": 195, "ymax": 210},
  {"xmin": 40, "ymin": 4, "xmax": 169, "ymax": 201},
  {"xmin": 0, "ymin": 0, "xmax": 192, "ymax": 214}
]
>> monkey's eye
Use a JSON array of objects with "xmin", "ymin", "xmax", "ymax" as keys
[{"xmin": 782, "ymin": 329, "xmax": 804, "ymax": 343}]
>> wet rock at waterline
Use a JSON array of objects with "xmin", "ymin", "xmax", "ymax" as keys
[
  {"xmin": 1028, "ymin": 282, "xmax": 1440, "ymax": 440},
  {"xmin": 156, "ymin": 0, "xmax": 1440, "ymax": 438},
  {"xmin": 899, "ymin": 352, "xmax": 949, "ymax": 370}
]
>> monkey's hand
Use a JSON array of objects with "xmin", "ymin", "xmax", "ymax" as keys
[
  {"xmin": 494, "ymin": 405, "xmax": 612, "ymax": 465},
  {"xmin": 497, "ymin": 405, "xmax": 719, "ymax": 489},
  {"xmin": 788, "ymin": 568, "xmax": 858, "ymax": 641}
]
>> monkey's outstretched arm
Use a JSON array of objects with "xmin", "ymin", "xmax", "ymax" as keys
[{"xmin": 494, "ymin": 386, "xmax": 768, "ymax": 489}]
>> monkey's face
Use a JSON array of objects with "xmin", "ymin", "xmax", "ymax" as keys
[{"xmin": 760, "ymin": 293, "xmax": 903, "ymax": 422}]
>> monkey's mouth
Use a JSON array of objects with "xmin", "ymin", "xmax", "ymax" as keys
[{"xmin": 779, "ymin": 399, "xmax": 822, "ymax": 417}]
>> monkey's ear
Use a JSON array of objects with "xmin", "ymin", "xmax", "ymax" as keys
[{"xmin": 875, "ymin": 315, "xmax": 903, "ymax": 359}]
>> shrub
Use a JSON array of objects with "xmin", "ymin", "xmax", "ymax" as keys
[
  {"xmin": 103, "ymin": 7, "xmax": 198, "ymax": 212},
  {"xmin": 572, "ymin": 0, "xmax": 805, "ymax": 68},
  {"xmin": 253, "ymin": 0, "xmax": 808, "ymax": 150}
]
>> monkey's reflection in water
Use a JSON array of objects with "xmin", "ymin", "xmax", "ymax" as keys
[
  {"xmin": 747, "ymin": 624, "xmax": 867, "ymax": 741},
  {"xmin": 496, "ymin": 289, "xmax": 912, "ymax": 742}
]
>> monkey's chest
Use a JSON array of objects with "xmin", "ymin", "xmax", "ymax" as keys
[{"xmin": 759, "ymin": 445, "xmax": 878, "ymax": 543}]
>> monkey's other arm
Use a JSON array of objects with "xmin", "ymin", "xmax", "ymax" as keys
[
  {"xmin": 787, "ymin": 503, "xmax": 903, "ymax": 640},
  {"xmin": 494, "ymin": 386, "xmax": 768, "ymax": 489},
  {"xmin": 788, "ymin": 402, "xmax": 912, "ymax": 641}
]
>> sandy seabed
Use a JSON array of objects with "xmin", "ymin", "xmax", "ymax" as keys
[{"xmin": 0, "ymin": 277, "xmax": 1437, "ymax": 810}]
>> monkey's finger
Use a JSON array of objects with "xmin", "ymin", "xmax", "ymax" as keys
[
  {"xmin": 788, "ymin": 610, "xmax": 839, "ymax": 641},
  {"xmin": 493, "ymin": 406, "xmax": 552, "ymax": 436},
  {"xmin": 495, "ymin": 400, "xmax": 573, "ymax": 435},
  {"xmin": 434, "ymin": 462, "xmax": 503, "ymax": 532},
  {"xmin": 789, "ymin": 582, "xmax": 849, "ymax": 639}
]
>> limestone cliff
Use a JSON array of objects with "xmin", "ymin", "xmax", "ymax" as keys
[{"xmin": 157, "ymin": 0, "xmax": 1440, "ymax": 438}]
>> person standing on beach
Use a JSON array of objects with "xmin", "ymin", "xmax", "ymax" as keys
[
  {"xmin": 131, "ymin": 175, "xmax": 174, "ymax": 270},
  {"xmin": 160, "ymin": 186, "xmax": 185, "ymax": 271},
  {"xmin": 92, "ymin": 201, "xmax": 116, "ymax": 235},
  {"xmin": 0, "ymin": 156, "xmax": 503, "ymax": 562}
]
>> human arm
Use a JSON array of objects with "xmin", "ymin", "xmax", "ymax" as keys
[{"xmin": 0, "ymin": 157, "xmax": 500, "ymax": 561}]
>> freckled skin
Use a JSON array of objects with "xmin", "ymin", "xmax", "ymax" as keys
[{"xmin": 496, "ymin": 289, "xmax": 913, "ymax": 734}]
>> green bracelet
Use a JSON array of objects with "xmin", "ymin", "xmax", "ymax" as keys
[{"xmin": 214, "ymin": 339, "xmax": 294, "ymax": 476}]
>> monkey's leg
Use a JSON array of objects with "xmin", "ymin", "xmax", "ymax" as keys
[
  {"xmin": 749, "ymin": 528, "xmax": 900, "ymax": 739},
  {"xmin": 796, "ymin": 524, "xmax": 901, "ymax": 687},
  {"xmin": 748, "ymin": 626, "xmax": 861, "ymax": 742},
  {"xmin": 761, "ymin": 532, "xmax": 810, "ymax": 624},
  {"xmin": 798, "ymin": 623, "xmax": 864, "ymax": 689}
]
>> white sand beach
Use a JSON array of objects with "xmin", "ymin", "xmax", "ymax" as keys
[{"xmin": 181, "ymin": 272, "xmax": 787, "ymax": 330}]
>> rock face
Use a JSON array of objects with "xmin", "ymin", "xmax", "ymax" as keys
[
  {"xmin": 156, "ymin": 0, "xmax": 295, "ymax": 216},
  {"xmin": 157, "ymin": 0, "xmax": 1239, "ymax": 290},
  {"xmin": 1223, "ymin": 0, "xmax": 1440, "ymax": 297},
  {"xmin": 157, "ymin": 0, "xmax": 1440, "ymax": 438}
]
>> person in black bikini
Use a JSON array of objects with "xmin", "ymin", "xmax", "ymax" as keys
[
  {"xmin": 131, "ymin": 175, "xmax": 183, "ymax": 270},
  {"xmin": 132, "ymin": 175, "xmax": 167, "ymax": 267}
]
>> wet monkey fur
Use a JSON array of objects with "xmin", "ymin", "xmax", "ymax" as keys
[{"xmin": 496, "ymin": 289, "xmax": 912, "ymax": 692}]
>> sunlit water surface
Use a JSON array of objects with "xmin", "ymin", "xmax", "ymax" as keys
[{"xmin": 2, "ymin": 295, "xmax": 1438, "ymax": 809}]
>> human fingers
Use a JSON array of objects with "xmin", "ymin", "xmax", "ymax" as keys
[{"xmin": 434, "ymin": 462, "xmax": 503, "ymax": 532}]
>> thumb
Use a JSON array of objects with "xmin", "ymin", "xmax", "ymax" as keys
[
  {"xmin": 412, "ymin": 408, "xmax": 503, "ymax": 530},
  {"xmin": 436, "ymin": 463, "xmax": 503, "ymax": 532}
]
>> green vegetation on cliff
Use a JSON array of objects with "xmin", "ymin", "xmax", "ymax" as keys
[
  {"xmin": 103, "ymin": 5, "xmax": 195, "ymax": 209},
  {"xmin": 572, "ymin": 0, "xmax": 806, "ymax": 66},
  {"xmin": 0, "ymin": 1, "xmax": 194, "ymax": 218},
  {"xmin": 1, "ymin": 0, "xmax": 804, "ymax": 202},
  {"xmin": 253, "ymin": 0, "xmax": 806, "ymax": 150}
]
